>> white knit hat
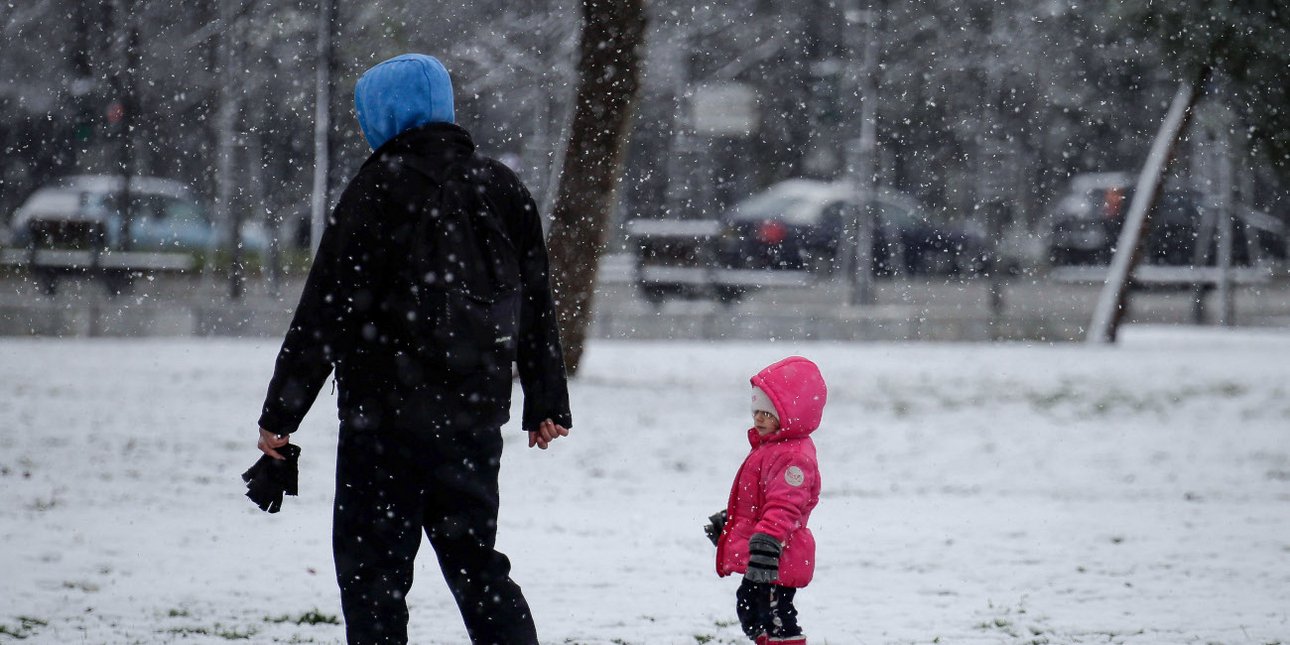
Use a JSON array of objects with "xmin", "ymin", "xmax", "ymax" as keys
[{"xmin": 751, "ymin": 386, "xmax": 779, "ymax": 419}]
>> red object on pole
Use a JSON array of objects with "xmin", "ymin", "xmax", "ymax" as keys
[
  {"xmin": 757, "ymin": 220, "xmax": 788, "ymax": 245},
  {"xmin": 106, "ymin": 102, "xmax": 125, "ymax": 124}
]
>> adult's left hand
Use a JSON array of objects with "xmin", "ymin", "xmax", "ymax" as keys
[{"xmin": 528, "ymin": 419, "xmax": 569, "ymax": 450}]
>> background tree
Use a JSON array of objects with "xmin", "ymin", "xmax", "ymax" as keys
[
  {"xmin": 1125, "ymin": 0, "xmax": 1290, "ymax": 186},
  {"xmin": 546, "ymin": 0, "xmax": 647, "ymax": 375},
  {"xmin": 2, "ymin": 0, "xmax": 1285, "ymax": 334},
  {"xmin": 6, "ymin": 0, "xmax": 1281, "ymax": 236}
]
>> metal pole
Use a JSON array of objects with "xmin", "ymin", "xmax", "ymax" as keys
[
  {"xmin": 661, "ymin": 20, "xmax": 690, "ymax": 221},
  {"xmin": 70, "ymin": 0, "xmax": 95, "ymax": 169},
  {"xmin": 1215, "ymin": 113, "xmax": 1234, "ymax": 326},
  {"xmin": 247, "ymin": 113, "xmax": 276, "ymax": 297},
  {"xmin": 309, "ymin": 0, "xmax": 334, "ymax": 253},
  {"xmin": 981, "ymin": 35, "xmax": 1006, "ymax": 322},
  {"xmin": 847, "ymin": 2, "xmax": 877, "ymax": 306},
  {"xmin": 114, "ymin": 0, "xmax": 139, "ymax": 255},
  {"xmin": 215, "ymin": 0, "xmax": 244, "ymax": 299},
  {"xmin": 1190, "ymin": 118, "xmax": 1217, "ymax": 325}
]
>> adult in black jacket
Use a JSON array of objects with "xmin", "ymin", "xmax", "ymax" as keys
[{"xmin": 255, "ymin": 53, "xmax": 571, "ymax": 645}]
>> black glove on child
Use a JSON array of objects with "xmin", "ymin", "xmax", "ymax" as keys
[
  {"xmin": 704, "ymin": 509, "xmax": 728, "ymax": 546},
  {"xmin": 241, "ymin": 443, "xmax": 301, "ymax": 513},
  {"xmin": 744, "ymin": 532, "xmax": 781, "ymax": 583}
]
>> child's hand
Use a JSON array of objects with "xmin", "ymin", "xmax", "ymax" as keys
[
  {"xmin": 704, "ymin": 509, "xmax": 728, "ymax": 546},
  {"xmin": 743, "ymin": 533, "xmax": 781, "ymax": 583}
]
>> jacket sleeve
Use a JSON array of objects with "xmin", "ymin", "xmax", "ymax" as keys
[
  {"xmin": 257, "ymin": 173, "xmax": 383, "ymax": 435},
  {"xmin": 514, "ymin": 188, "xmax": 572, "ymax": 432},
  {"xmin": 753, "ymin": 452, "xmax": 817, "ymax": 542}
]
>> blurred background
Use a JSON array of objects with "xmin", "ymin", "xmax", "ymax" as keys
[{"xmin": 1, "ymin": 0, "xmax": 1287, "ymax": 340}]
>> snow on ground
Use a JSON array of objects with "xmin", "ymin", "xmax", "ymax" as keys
[{"xmin": 2, "ymin": 326, "xmax": 1289, "ymax": 644}]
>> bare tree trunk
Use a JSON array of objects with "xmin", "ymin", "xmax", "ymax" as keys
[
  {"xmin": 1087, "ymin": 71, "xmax": 1208, "ymax": 344},
  {"xmin": 547, "ymin": 0, "xmax": 647, "ymax": 375}
]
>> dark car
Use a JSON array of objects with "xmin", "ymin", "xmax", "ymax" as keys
[
  {"xmin": 714, "ymin": 179, "xmax": 989, "ymax": 276},
  {"xmin": 1048, "ymin": 173, "xmax": 1286, "ymax": 266}
]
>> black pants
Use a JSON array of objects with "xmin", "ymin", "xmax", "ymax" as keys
[
  {"xmin": 736, "ymin": 579, "xmax": 801, "ymax": 641},
  {"xmin": 332, "ymin": 420, "xmax": 536, "ymax": 645}
]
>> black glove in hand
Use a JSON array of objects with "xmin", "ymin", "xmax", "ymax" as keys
[
  {"xmin": 704, "ymin": 509, "xmax": 728, "ymax": 547},
  {"xmin": 241, "ymin": 443, "xmax": 301, "ymax": 513},
  {"xmin": 744, "ymin": 532, "xmax": 781, "ymax": 583}
]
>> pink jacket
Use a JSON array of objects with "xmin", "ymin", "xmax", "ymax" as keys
[{"xmin": 716, "ymin": 356, "xmax": 825, "ymax": 588}]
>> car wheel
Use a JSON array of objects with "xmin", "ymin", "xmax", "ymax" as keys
[
  {"xmin": 809, "ymin": 250, "xmax": 838, "ymax": 276},
  {"xmin": 640, "ymin": 284, "xmax": 667, "ymax": 306},
  {"xmin": 37, "ymin": 271, "xmax": 58, "ymax": 296},
  {"xmin": 715, "ymin": 285, "xmax": 744, "ymax": 305},
  {"xmin": 103, "ymin": 272, "xmax": 135, "ymax": 297},
  {"xmin": 920, "ymin": 249, "xmax": 956, "ymax": 275},
  {"xmin": 1048, "ymin": 245, "xmax": 1070, "ymax": 267}
]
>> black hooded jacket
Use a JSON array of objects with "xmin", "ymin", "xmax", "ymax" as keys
[{"xmin": 258, "ymin": 123, "xmax": 571, "ymax": 435}]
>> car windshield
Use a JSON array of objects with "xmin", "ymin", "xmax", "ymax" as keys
[
  {"xmin": 83, "ymin": 192, "xmax": 119, "ymax": 215},
  {"xmin": 163, "ymin": 198, "xmax": 207, "ymax": 224},
  {"xmin": 876, "ymin": 200, "xmax": 920, "ymax": 229},
  {"xmin": 728, "ymin": 192, "xmax": 830, "ymax": 226}
]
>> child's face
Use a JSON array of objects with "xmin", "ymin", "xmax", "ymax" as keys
[{"xmin": 752, "ymin": 410, "xmax": 780, "ymax": 436}]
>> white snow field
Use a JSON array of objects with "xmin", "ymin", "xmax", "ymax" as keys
[{"xmin": 2, "ymin": 327, "xmax": 1289, "ymax": 644}]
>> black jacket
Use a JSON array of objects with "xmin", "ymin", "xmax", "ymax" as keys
[{"xmin": 258, "ymin": 123, "xmax": 571, "ymax": 435}]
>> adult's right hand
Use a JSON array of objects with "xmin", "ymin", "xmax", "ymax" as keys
[
  {"xmin": 528, "ymin": 418, "xmax": 569, "ymax": 450},
  {"xmin": 257, "ymin": 427, "xmax": 290, "ymax": 460}
]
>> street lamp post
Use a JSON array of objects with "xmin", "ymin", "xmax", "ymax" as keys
[{"xmin": 845, "ymin": 2, "xmax": 878, "ymax": 306}]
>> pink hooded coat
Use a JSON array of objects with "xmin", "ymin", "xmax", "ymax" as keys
[{"xmin": 716, "ymin": 356, "xmax": 825, "ymax": 588}]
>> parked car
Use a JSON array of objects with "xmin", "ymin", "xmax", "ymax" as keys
[
  {"xmin": 6, "ymin": 174, "xmax": 268, "ymax": 258},
  {"xmin": 1047, "ymin": 172, "xmax": 1286, "ymax": 266},
  {"xmin": 1045, "ymin": 172, "xmax": 1130, "ymax": 266},
  {"xmin": 713, "ymin": 179, "xmax": 990, "ymax": 276}
]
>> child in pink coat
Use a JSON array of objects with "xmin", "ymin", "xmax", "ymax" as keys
[{"xmin": 706, "ymin": 356, "xmax": 825, "ymax": 645}]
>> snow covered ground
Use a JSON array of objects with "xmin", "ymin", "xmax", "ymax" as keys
[{"xmin": 2, "ymin": 327, "xmax": 1289, "ymax": 644}]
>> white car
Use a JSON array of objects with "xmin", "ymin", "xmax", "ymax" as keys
[{"xmin": 7, "ymin": 174, "xmax": 268, "ymax": 256}]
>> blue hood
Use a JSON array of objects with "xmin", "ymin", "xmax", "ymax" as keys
[{"xmin": 354, "ymin": 54, "xmax": 455, "ymax": 150}]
